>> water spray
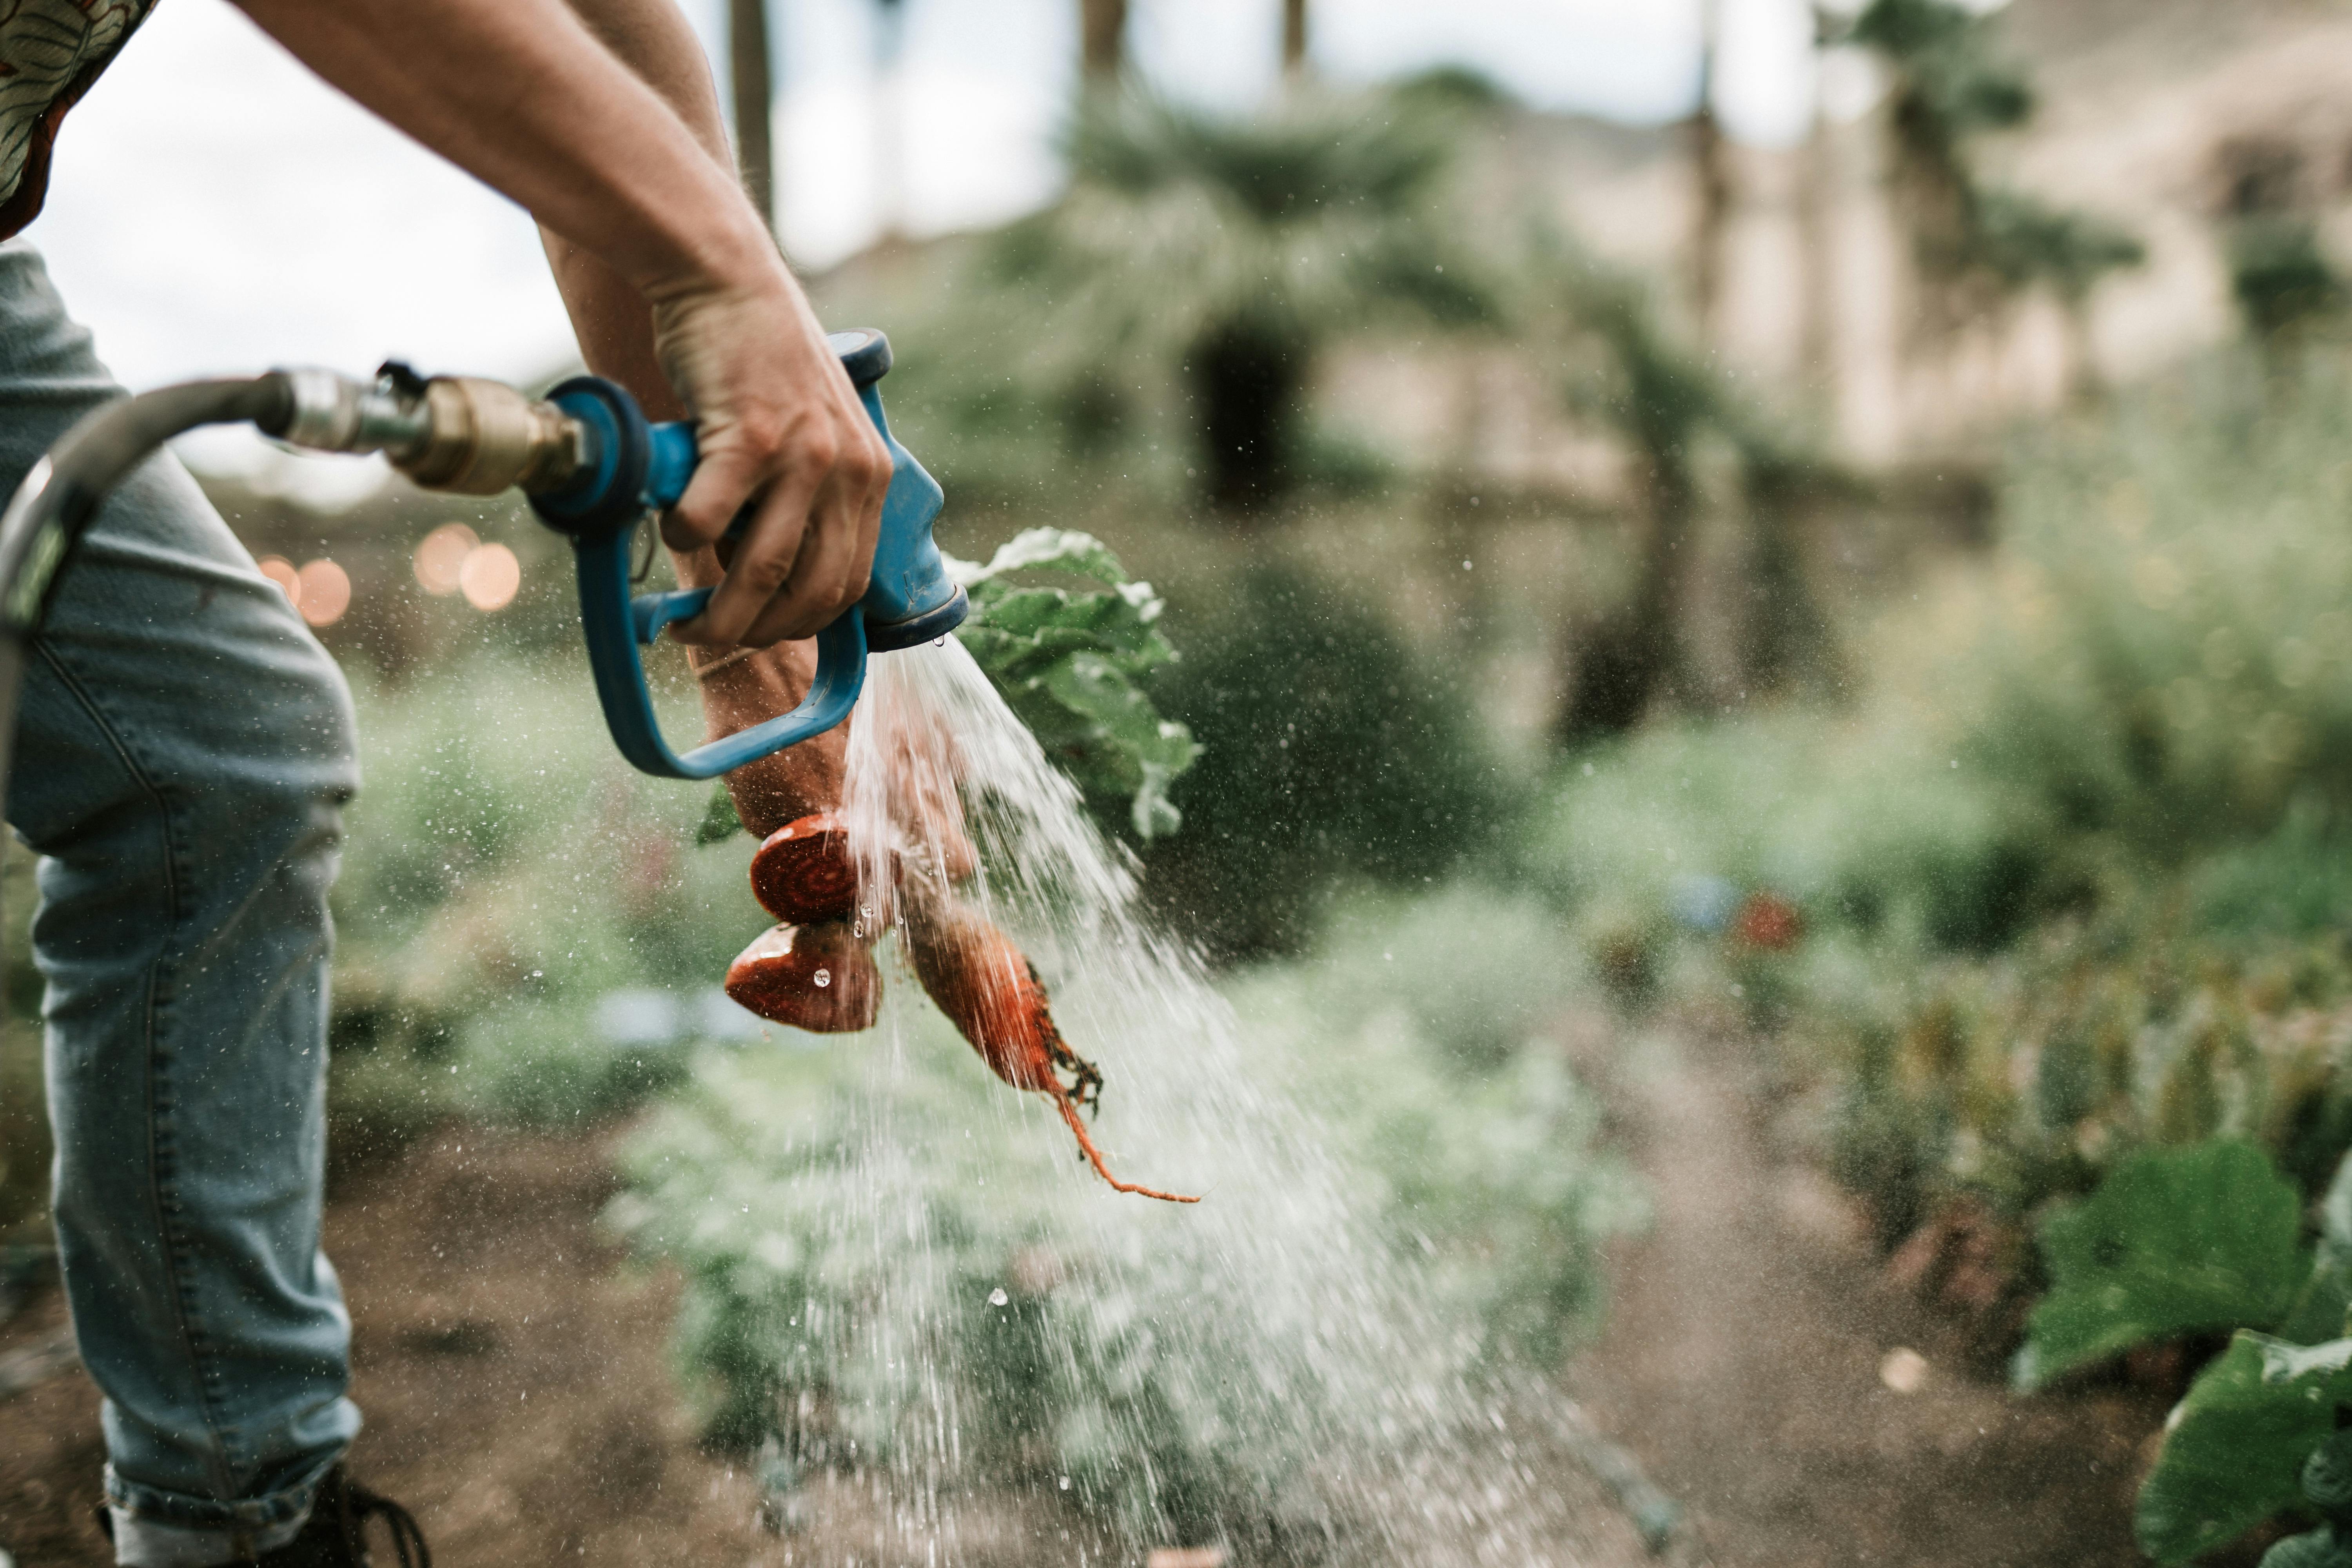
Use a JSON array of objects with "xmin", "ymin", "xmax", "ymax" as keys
[{"xmin": 0, "ymin": 327, "xmax": 964, "ymax": 793}]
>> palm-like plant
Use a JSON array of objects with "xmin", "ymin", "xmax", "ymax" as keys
[
  {"xmin": 998, "ymin": 89, "xmax": 1494, "ymax": 511},
  {"xmin": 1835, "ymin": 0, "xmax": 2139, "ymax": 365}
]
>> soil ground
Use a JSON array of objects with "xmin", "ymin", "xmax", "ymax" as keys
[
  {"xmin": 0, "ymin": 1130, "xmax": 1133, "ymax": 1568},
  {"xmin": 1568, "ymin": 1021, "xmax": 2176, "ymax": 1568},
  {"xmin": 0, "ymin": 1024, "xmax": 2185, "ymax": 1567}
]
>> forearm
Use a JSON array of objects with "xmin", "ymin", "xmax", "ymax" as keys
[
  {"xmin": 240, "ymin": 0, "xmax": 886, "ymax": 658},
  {"xmin": 538, "ymin": 0, "xmax": 735, "ymax": 425},
  {"xmin": 234, "ymin": 0, "xmax": 770, "ymax": 305}
]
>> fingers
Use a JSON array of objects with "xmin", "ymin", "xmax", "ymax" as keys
[
  {"xmin": 737, "ymin": 462, "xmax": 883, "ymax": 647},
  {"xmin": 659, "ymin": 429, "xmax": 765, "ymax": 554},
  {"xmin": 670, "ymin": 458, "xmax": 823, "ymax": 645}
]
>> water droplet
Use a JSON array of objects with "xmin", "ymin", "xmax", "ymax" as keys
[
  {"xmin": 813, "ymin": 968, "xmax": 831, "ymax": 988},
  {"xmin": 1461, "ymin": 559, "xmax": 1473, "ymax": 570},
  {"xmin": 935, "ymin": 636, "xmax": 947, "ymax": 647},
  {"xmin": 1058, "ymin": 1475, "xmax": 1071, "ymax": 1490},
  {"xmin": 987, "ymin": 1287, "xmax": 1009, "ymax": 1307},
  {"xmin": 853, "ymin": 923, "xmax": 864, "ymax": 938}
]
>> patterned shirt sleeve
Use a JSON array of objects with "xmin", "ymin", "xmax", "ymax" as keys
[{"xmin": 0, "ymin": 0, "xmax": 157, "ymax": 241}]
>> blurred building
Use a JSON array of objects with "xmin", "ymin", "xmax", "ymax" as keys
[{"xmin": 1329, "ymin": 0, "xmax": 2352, "ymax": 483}]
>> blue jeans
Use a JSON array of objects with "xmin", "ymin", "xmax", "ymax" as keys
[{"xmin": 0, "ymin": 242, "xmax": 362, "ymax": 1560}]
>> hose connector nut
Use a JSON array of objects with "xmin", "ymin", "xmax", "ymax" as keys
[{"xmin": 395, "ymin": 376, "xmax": 583, "ymax": 496}]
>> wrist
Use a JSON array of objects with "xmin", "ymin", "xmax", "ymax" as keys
[{"xmin": 633, "ymin": 211, "xmax": 788, "ymax": 309}]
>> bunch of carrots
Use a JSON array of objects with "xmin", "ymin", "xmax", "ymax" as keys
[{"xmin": 724, "ymin": 811, "xmax": 1198, "ymax": 1205}]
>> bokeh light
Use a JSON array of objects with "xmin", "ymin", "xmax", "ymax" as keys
[
  {"xmin": 256, "ymin": 555, "xmax": 300, "ymax": 603},
  {"xmin": 295, "ymin": 559, "xmax": 351, "ymax": 628},
  {"xmin": 459, "ymin": 543, "xmax": 521, "ymax": 612},
  {"xmin": 413, "ymin": 522, "xmax": 480, "ymax": 595}
]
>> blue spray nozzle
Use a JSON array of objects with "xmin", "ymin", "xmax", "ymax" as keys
[{"xmin": 528, "ymin": 329, "xmax": 967, "ymax": 780}]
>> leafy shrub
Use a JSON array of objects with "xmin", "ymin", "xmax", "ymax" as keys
[
  {"xmin": 1945, "ymin": 350, "xmax": 2352, "ymax": 858},
  {"xmin": 2015, "ymin": 1140, "xmax": 2306, "ymax": 1390},
  {"xmin": 2017, "ymin": 1143, "xmax": 2352, "ymax": 1561},
  {"xmin": 1146, "ymin": 567, "xmax": 1508, "ymax": 960}
]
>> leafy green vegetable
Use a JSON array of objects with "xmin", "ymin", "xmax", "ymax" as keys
[
  {"xmin": 694, "ymin": 783, "xmax": 744, "ymax": 846},
  {"xmin": 2016, "ymin": 1139, "xmax": 2307, "ymax": 1391},
  {"xmin": 2285, "ymin": 1152, "xmax": 2352, "ymax": 1343},
  {"xmin": 688, "ymin": 528, "xmax": 1200, "ymax": 844},
  {"xmin": 2138, "ymin": 1332, "xmax": 2352, "ymax": 1563},
  {"xmin": 948, "ymin": 528, "xmax": 1200, "ymax": 839}
]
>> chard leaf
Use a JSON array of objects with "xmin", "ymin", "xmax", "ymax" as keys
[
  {"xmin": 2017, "ymin": 1139, "xmax": 2307, "ymax": 1391},
  {"xmin": 2137, "ymin": 1330, "xmax": 2351, "ymax": 1562}
]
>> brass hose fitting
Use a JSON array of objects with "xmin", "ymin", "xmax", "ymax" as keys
[
  {"xmin": 272, "ymin": 363, "xmax": 584, "ymax": 496},
  {"xmin": 394, "ymin": 376, "xmax": 582, "ymax": 495}
]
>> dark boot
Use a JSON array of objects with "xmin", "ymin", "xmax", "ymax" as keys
[
  {"xmin": 94, "ymin": 1466, "xmax": 429, "ymax": 1568},
  {"xmin": 256, "ymin": 1467, "xmax": 429, "ymax": 1568}
]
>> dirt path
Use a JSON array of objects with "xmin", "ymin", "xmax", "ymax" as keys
[{"xmin": 1568, "ymin": 1024, "xmax": 2169, "ymax": 1568}]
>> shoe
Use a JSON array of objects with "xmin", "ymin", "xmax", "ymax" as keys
[
  {"xmin": 254, "ymin": 1466, "xmax": 429, "ymax": 1567},
  {"xmin": 93, "ymin": 1466, "xmax": 427, "ymax": 1567}
]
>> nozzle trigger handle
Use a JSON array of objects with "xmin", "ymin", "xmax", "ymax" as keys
[{"xmin": 529, "ymin": 328, "xmax": 926, "ymax": 780}]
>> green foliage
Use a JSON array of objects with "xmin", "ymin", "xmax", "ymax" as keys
[
  {"xmin": 1229, "ymin": 889, "xmax": 1646, "ymax": 1366},
  {"xmin": 328, "ymin": 653, "xmax": 768, "ymax": 1137},
  {"xmin": 999, "ymin": 87, "xmax": 1495, "ymax": 506},
  {"xmin": 949, "ymin": 528, "xmax": 1200, "ymax": 840},
  {"xmin": 2231, "ymin": 219, "xmax": 2347, "ymax": 338},
  {"xmin": 1961, "ymin": 351, "xmax": 2352, "ymax": 854},
  {"xmin": 1842, "ymin": 0, "xmax": 2032, "ymax": 141},
  {"xmin": 1974, "ymin": 189, "xmax": 2147, "ymax": 301},
  {"xmin": 1837, "ymin": 0, "xmax": 2139, "ymax": 309},
  {"xmin": 1024, "ymin": 89, "xmax": 1493, "ymax": 357},
  {"xmin": 2138, "ymin": 1334, "xmax": 2352, "ymax": 1563},
  {"xmin": 2016, "ymin": 1140, "xmax": 2306, "ymax": 1390},
  {"xmin": 1145, "ymin": 566, "xmax": 1506, "ymax": 960}
]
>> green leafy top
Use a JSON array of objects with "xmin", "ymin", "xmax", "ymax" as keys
[
  {"xmin": 2015, "ymin": 1139, "xmax": 2306, "ymax": 1392},
  {"xmin": 947, "ymin": 528, "xmax": 1201, "ymax": 840},
  {"xmin": 692, "ymin": 528, "xmax": 1200, "ymax": 846}
]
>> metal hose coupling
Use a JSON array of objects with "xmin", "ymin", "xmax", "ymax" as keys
[{"xmin": 276, "ymin": 363, "xmax": 584, "ymax": 495}]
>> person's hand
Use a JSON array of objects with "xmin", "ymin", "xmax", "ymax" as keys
[{"xmin": 649, "ymin": 267, "xmax": 892, "ymax": 648}]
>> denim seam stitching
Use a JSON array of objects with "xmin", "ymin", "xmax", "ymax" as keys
[{"xmin": 32, "ymin": 638, "xmax": 245, "ymax": 1503}]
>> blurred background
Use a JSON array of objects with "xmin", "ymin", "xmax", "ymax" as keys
[{"xmin": 7, "ymin": 1, "xmax": 2352, "ymax": 1564}]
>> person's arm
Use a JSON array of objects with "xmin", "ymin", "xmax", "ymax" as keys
[
  {"xmin": 533, "ymin": 0, "xmax": 852, "ymax": 833},
  {"xmin": 233, "ymin": 0, "xmax": 888, "ymax": 649}
]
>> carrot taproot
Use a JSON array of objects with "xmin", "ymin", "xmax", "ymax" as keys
[
  {"xmin": 750, "ymin": 813, "xmax": 861, "ymax": 925},
  {"xmin": 725, "ymin": 921, "xmax": 880, "ymax": 1033},
  {"xmin": 906, "ymin": 901, "xmax": 1199, "ymax": 1204}
]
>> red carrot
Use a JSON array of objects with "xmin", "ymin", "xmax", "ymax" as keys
[
  {"xmin": 906, "ymin": 901, "xmax": 1199, "ymax": 1204},
  {"xmin": 726, "ymin": 921, "xmax": 880, "ymax": 1034},
  {"xmin": 750, "ymin": 814, "xmax": 861, "ymax": 925}
]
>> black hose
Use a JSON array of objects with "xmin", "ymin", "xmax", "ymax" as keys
[{"xmin": 0, "ymin": 373, "xmax": 296, "ymax": 804}]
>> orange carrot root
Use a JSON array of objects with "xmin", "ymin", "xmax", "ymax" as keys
[
  {"xmin": 750, "ymin": 814, "xmax": 862, "ymax": 925},
  {"xmin": 905, "ymin": 898, "xmax": 1199, "ymax": 1203},
  {"xmin": 725, "ymin": 921, "xmax": 880, "ymax": 1033},
  {"xmin": 1050, "ymin": 1091, "xmax": 1201, "ymax": 1203}
]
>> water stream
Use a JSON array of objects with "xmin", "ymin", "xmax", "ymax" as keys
[{"xmin": 794, "ymin": 637, "xmax": 1622, "ymax": 1565}]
